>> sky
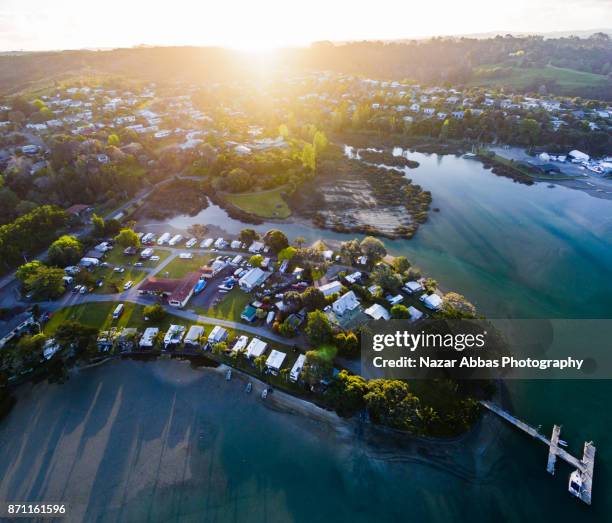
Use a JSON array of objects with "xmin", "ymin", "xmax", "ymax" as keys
[{"xmin": 0, "ymin": 0, "xmax": 610, "ymax": 51}]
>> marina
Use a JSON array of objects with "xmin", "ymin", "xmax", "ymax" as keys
[{"xmin": 481, "ymin": 401, "xmax": 596, "ymax": 505}]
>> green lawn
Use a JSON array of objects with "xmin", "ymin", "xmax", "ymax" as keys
[
  {"xmin": 45, "ymin": 302, "xmax": 154, "ymax": 333},
  {"xmin": 314, "ymin": 344, "xmax": 338, "ymax": 362},
  {"xmin": 471, "ymin": 64, "xmax": 610, "ymax": 94},
  {"xmin": 195, "ymin": 288, "xmax": 253, "ymax": 322},
  {"xmin": 223, "ymin": 185, "xmax": 292, "ymax": 219},
  {"xmin": 90, "ymin": 265, "xmax": 147, "ymax": 294},
  {"xmin": 104, "ymin": 246, "xmax": 170, "ymax": 268},
  {"xmin": 161, "ymin": 254, "xmax": 213, "ymax": 279}
]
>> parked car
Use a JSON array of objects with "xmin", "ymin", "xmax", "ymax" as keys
[{"xmin": 123, "ymin": 281, "xmax": 134, "ymax": 290}]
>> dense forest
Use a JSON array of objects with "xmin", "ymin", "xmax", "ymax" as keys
[{"xmin": 1, "ymin": 34, "xmax": 611, "ymax": 99}]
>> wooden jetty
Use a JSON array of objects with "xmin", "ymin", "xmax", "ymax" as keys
[{"xmin": 481, "ymin": 400, "xmax": 595, "ymax": 505}]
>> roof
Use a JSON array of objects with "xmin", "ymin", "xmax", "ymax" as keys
[
  {"xmin": 332, "ymin": 291, "xmax": 361, "ymax": 316},
  {"xmin": 66, "ymin": 204, "xmax": 90, "ymax": 215},
  {"xmin": 318, "ymin": 281, "xmax": 343, "ymax": 297},
  {"xmin": 365, "ymin": 303, "xmax": 390, "ymax": 321},
  {"xmin": 239, "ymin": 267, "xmax": 267, "ymax": 289},
  {"xmin": 246, "ymin": 337, "xmax": 268, "ymax": 358},
  {"xmin": 421, "ymin": 293, "xmax": 443, "ymax": 310},
  {"xmin": 232, "ymin": 335, "xmax": 249, "ymax": 352},
  {"xmin": 208, "ymin": 325, "xmax": 228, "ymax": 342},
  {"xmin": 184, "ymin": 325, "xmax": 205, "ymax": 343},
  {"xmin": 140, "ymin": 272, "xmax": 201, "ymax": 303},
  {"xmin": 408, "ymin": 306, "xmax": 424, "ymax": 320},
  {"xmin": 266, "ymin": 350, "xmax": 287, "ymax": 370}
]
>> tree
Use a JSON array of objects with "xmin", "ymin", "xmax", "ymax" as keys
[
  {"xmin": 107, "ymin": 133, "xmax": 120, "ymax": 147},
  {"xmin": 91, "ymin": 213, "xmax": 106, "ymax": 237},
  {"xmin": 277, "ymin": 246, "xmax": 297, "ymax": 262},
  {"xmin": 391, "ymin": 304, "xmax": 411, "ymax": 319},
  {"xmin": 313, "ymin": 131, "xmax": 328, "ymax": 155},
  {"xmin": 249, "ymin": 254, "xmax": 263, "ymax": 267},
  {"xmin": 143, "ymin": 303, "xmax": 166, "ymax": 323},
  {"xmin": 360, "ymin": 236, "xmax": 386, "ymax": 262},
  {"xmin": 302, "ymin": 350, "xmax": 333, "ymax": 386},
  {"xmin": 239, "ymin": 228, "xmax": 259, "ymax": 245},
  {"xmin": 441, "ymin": 292, "xmax": 477, "ymax": 318},
  {"xmin": 48, "ymin": 235, "xmax": 83, "ymax": 267},
  {"xmin": 325, "ymin": 370, "xmax": 368, "ymax": 416},
  {"xmin": 371, "ymin": 264, "xmax": 402, "ymax": 292},
  {"xmin": 301, "ymin": 287, "xmax": 326, "ymax": 312},
  {"xmin": 305, "ymin": 310, "xmax": 333, "ymax": 346},
  {"xmin": 278, "ymin": 318, "xmax": 297, "ymax": 338},
  {"xmin": 301, "ymin": 143, "xmax": 316, "ymax": 171},
  {"xmin": 364, "ymin": 379, "xmax": 420, "ymax": 431},
  {"xmin": 17, "ymin": 262, "xmax": 65, "ymax": 299},
  {"xmin": 423, "ymin": 278, "xmax": 438, "ymax": 294},
  {"xmin": 54, "ymin": 321, "xmax": 98, "ymax": 354},
  {"xmin": 282, "ymin": 290, "xmax": 303, "ymax": 312},
  {"xmin": 254, "ymin": 354, "xmax": 267, "ymax": 373},
  {"xmin": 115, "ymin": 228, "xmax": 140, "ymax": 248},
  {"xmin": 334, "ymin": 331, "xmax": 359, "ymax": 357},
  {"xmin": 393, "ymin": 256, "xmax": 411, "ymax": 274},
  {"xmin": 14, "ymin": 333, "xmax": 47, "ymax": 368},
  {"xmin": 263, "ymin": 229, "xmax": 289, "ymax": 253},
  {"xmin": 294, "ymin": 236, "xmax": 306, "ymax": 248}
]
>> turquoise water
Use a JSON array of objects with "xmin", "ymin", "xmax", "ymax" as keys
[{"xmin": 1, "ymin": 153, "xmax": 612, "ymax": 521}]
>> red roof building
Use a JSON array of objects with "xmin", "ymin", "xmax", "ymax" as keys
[{"xmin": 139, "ymin": 272, "xmax": 202, "ymax": 308}]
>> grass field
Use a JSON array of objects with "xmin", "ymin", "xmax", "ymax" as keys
[
  {"xmin": 223, "ymin": 185, "xmax": 292, "ymax": 219},
  {"xmin": 195, "ymin": 288, "xmax": 253, "ymax": 322},
  {"xmin": 471, "ymin": 64, "xmax": 610, "ymax": 94},
  {"xmin": 161, "ymin": 254, "xmax": 213, "ymax": 279},
  {"xmin": 45, "ymin": 302, "xmax": 156, "ymax": 333}
]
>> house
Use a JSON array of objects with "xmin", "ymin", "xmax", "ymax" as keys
[
  {"xmin": 230, "ymin": 255, "xmax": 243, "ymax": 266},
  {"xmin": 318, "ymin": 281, "xmax": 343, "ymax": 297},
  {"xmin": 408, "ymin": 306, "xmax": 424, "ymax": 321},
  {"xmin": 239, "ymin": 268, "xmax": 268, "ymax": 292},
  {"xmin": 420, "ymin": 293, "xmax": 443, "ymax": 311},
  {"xmin": 246, "ymin": 337, "xmax": 268, "ymax": 358},
  {"xmin": 568, "ymin": 150, "xmax": 590, "ymax": 163},
  {"xmin": 232, "ymin": 335, "xmax": 249, "ymax": 353},
  {"xmin": 365, "ymin": 303, "xmax": 391, "ymax": 321},
  {"xmin": 79, "ymin": 257, "xmax": 100, "ymax": 268},
  {"xmin": 163, "ymin": 325, "xmax": 186, "ymax": 348},
  {"xmin": 140, "ymin": 248, "xmax": 154, "ymax": 259},
  {"xmin": 266, "ymin": 350, "xmax": 287, "ymax": 375},
  {"xmin": 139, "ymin": 272, "xmax": 201, "ymax": 308},
  {"xmin": 266, "ymin": 310, "xmax": 276, "ymax": 325},
  {"xmin": 230, "ymin": 240, "xmax": 242, "ymax": 249},
  {"xmin": 249, "ymin": 241, "xmax": 265, "ymax": 253},
  {"xmin": 214, "ymin": 237, "xmax": 228, "ymax": 249},
  {"xmin": 200, "ymin": 238, "xmax": 214, "ymax": 248},
  {"xmin": 403, "ymin": 281, "xmax": 424, "ymax": 294},
  {"xmin": 208, "ymin": 325, "xmax": 228, "ymax": 344},
  {"xmin": 290, "ymin": 354, "xmax": 306, "ymax": 382},
  {"xmin": 368, "ymin": 285, "xmax": 382, "ymax": 296},
  {"xmin": 332, "ymin": 291, "xmax": 361, "ymax": 317},
  {"xmin": 386, "ymin": 294, "xmax": 404, "ymax": 306},
  {"xmin": 345, "ymin": 272, "xmax": 362, "ymax": 285},
  {"xmin": 279, "ymin": 259, "xmax": 289, "ymax": 273},
  {"xmin": 140, "ymin": 327, "xmax": 159, "ymax": 349},
  {"xmin": 184, "ymin": 325, "xmax": 205, "ymax": 347}
]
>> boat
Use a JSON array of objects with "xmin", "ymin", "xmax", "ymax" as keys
[
  {"xmin": 261, "ymin": 388, "xmax": 268, "ymax": 399},
  {"xmin": 226, "ymin": 369, "xmax": 232, "ymax": 381},
  {"xmin": 568, "ymin": 469, "xmax": 583, "ymax": 497},
  {"xmin": 245, "ymin": 382, "xmax": 252, "ymax": 393},
  {"xmin": 463, "ymin": 152, "xmax": 478, "ymax": 159},
  {"xmin": 559, "ymin": 439, "xmax": 568, "ymax": 447}
]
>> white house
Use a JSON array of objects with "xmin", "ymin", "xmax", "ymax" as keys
[
  {"xmin": 386, "ymin": 294, "xmax": 404, "ymax": 306},
  {"xmin": 208, "ymin": 326, "xmax": 228, "ymax": 344},
  {"xmin": 79, "ymin": 257, "xmax": 100, "ymax": 267},
  {"xmin": 230, "ymin": 240, "xmax": 242, "ymax": 249},
  {"xmin": 408, "ymin": 306, "xmax": 424, "ymax": 321},
  {"xmin": 265, "ymin": 350, "xmax": 287, "ymax": 374},
  {"xmin": 290, "ymin": 354, "xmax": 306, "ymax": 382},
  {"xmin": 345, "ymin": 272, "xmax": 362, "ymax": 285},
  {"xmin": 232, "ymin": 335, "xmax": 249, "ymax": 352},
  {"xmin": 420, "ymin": 293, "xmax": 443, "ymax": 311},
  {"xmin": 239, "ymin": 268, "xmax": 268, "ymax": 292},
  {"xmin": 140, "ymin": 327, "xmax": 159, "ymax": 349},
  {"xmin": 568, "ymin": 150, "xmax": 590, "ymax": 163},
  {"xmin": 318, "ymin": 281, "xmax": 343, "ymax": 297},
  {"xmin": 365, "ymin": 303, "xmax": 391, "ymax": 321},
  {"xmin": 163, "ymin": 325, "xmax": 186, "ymax": 348},
  {"xmin": 246, "ymin": 337, "xmax": 268, "ymax": 358},
  {"xmin": 249, "ymin": 241, "xmax": 265, "ymax": 253},
  {"xmin": 200, "ymin": 238, "xmax": 214, "ymax": 248},
  {"xmin": 332, "ymin": 291, "xmax": 361, "ymax": 317},
  {"xmin": 403, "ymin": 281, "xmax": 424, "ymax": 294},
  {"xmin": 184, "ymin": 325, "xmax": 205, "ymax": 347}
]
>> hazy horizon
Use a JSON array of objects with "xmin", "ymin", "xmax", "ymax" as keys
[{"xmin": 0, "ymin": 0, "xmax": 611, "ymax": 52}]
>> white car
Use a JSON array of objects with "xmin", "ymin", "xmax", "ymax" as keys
[
  {"xmin": 123, "ymin": 280, "xmax": 134, "ymax": 290},
  {"xmin": 114, "ymin": 267, "xmax": 125, "ymax": 273}
]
